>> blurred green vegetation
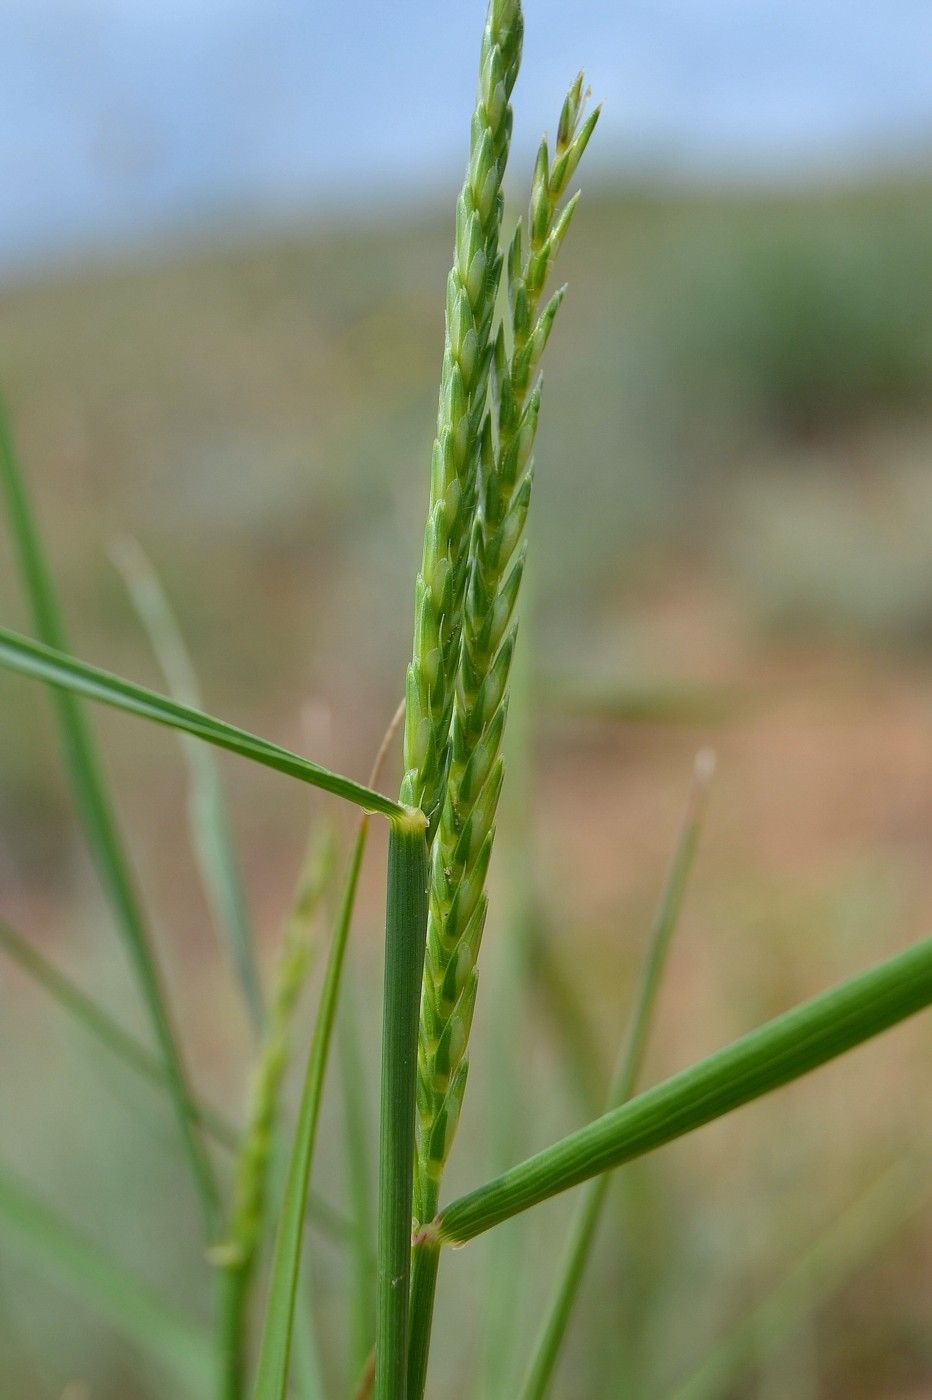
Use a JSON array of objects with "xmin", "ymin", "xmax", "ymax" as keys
[{"xmin": 1, "ymin": 176, "xmax": 932, "ymax": 1397}]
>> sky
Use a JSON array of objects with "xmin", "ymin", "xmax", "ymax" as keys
[{"xmin": 2, "ymin": 0, "xmax": 931, "ymax": 281}]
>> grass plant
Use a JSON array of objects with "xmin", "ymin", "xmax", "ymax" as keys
[{"xmin": 1, "ymin": 3, "xmax": 930, "ymax": 1398}]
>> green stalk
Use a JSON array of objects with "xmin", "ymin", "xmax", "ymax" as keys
[
  {"xmin": 405, "ymin": 1240, "xmax": 440, "ymax": 1400},
  {"xmin": 436, "ymin": 932, "xmax": 932, "ymax": 1243},
  {"xmin": 0, "ymin": 1162, "xmax": 214, "ymax": 1397},
  {"xmin": 375, "ymin": 812, "xmax": 430, "ymax": 1400},
  {"xmin": 112, "ymin": 536, "xmax": 263, "ymax": 1032},
  {"xmin": 519, "ymin": 752, "xmax": 715, "ymax": 1400},
  {"xmin": 0, "ymin": 626, "xmax": 403, "ymax": 817},
  {"xmin": 0, "ymin": 402, "xmax": 220, "ymax": 1236},
  {"xmin": 339, "ymin": 968, "xmax": 377, "ymax": 1378}
]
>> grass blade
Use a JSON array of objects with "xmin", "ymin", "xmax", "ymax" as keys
[
  {"xmin": 436, "ymin": 932, "xmax": 932, "ymax": 1244},
  {"xmin": 0, "ymin": 916, "xmax": 354, "ymax": 1245},
  {"xmin": 526, "ymin": 915, "xmax": 605, "ymax": 1119},
  {"xmin": 519, "ymin": 751, "xmax": 715, "ymax": 1400},
  {"xmin": 111, "ymin": 536, "xmax": 263, "ymax": 1030},
  {"xmin": 339, "ymin": 973, "xmax": 377, "ymax": 1379},
  {"xmin": 0, "ymin": 1162, "xmax": 214, "ymax": 1397},
  {"xmin": 0, "ymin": 403, "xmax": 220, "ymax": 1234},
  {"xmin": 668, "ymin": 1158, "xmax": 931, "ymax": 1400},
  {"xmin": 540, "ymin": 675, "xmax": 739, "ymax": 726},
  {"xmin": 0, "ymin": 624, "xmax": 403, "ymax": 817},
  {"xmin": 376, "ymin": 812, "xmax": 430, "ymax": 1400},
  {"xmin": 0, "ymin": 916, "xmax": 239, "ymax": 1152}
]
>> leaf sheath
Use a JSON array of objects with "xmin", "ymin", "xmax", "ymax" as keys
[
  {"xmin": 376, "ymin": 816, "xmax": 430, "ymax": 1400},
  {"xmin": 438, "ymin": 933, "xmax": 932, "ymax": 1244}
]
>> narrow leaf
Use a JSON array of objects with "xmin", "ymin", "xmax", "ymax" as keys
[
  {"xmin": 0, "ymin": 1162, "xmax": 214, "ymax": 1397},
  {"xmin": 0, "ymin": 401, "xmax": 220, "ymax": 1234},
  {"xmin": 112, "ymin": 536, "xmax": 263, "ymax": 1030},
  {"xmin": 527, "ymin": 917, "xmax": 605, "ymax": 1118},
  {"xmin": 0, "ymin": 916, "xmax": 238, "ymax": 1153},
  {"xmin": 339, "ymin": 965, "xmax": 378, "ymax": 1378},
  {"xmin": 541, "ymin": 674, "xmax": 739, "ymax": 725},
  {"xmin": 0, "ymin": 916, "xmax": 355, "ymax": 1245},
  {"xmin": 437, "ymin": 933, "xmax": 932, "ymax": 1244},
  {"xmin": 0, "ymin": 624, "xmax": 403, "ymax": 818}
]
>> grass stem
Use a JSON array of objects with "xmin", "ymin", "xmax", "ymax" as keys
[{"xmin": 376, "ymin": 812, "xmax": 430, "ymax": 1400}]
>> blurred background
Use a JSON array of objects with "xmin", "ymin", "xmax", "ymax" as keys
[{"xmin": 2, "ymin": 1, "xmax": 932, "ymax": 1396}]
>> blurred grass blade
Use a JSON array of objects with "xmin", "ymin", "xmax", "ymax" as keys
[
  {"xmin": 527, "ymin": 914, "xmax": 605, "ymax": 1120},
  {"xmin": 0, "ymin": 915, "xmax": 353, "ymax": 1246},
  {"xmin": 339, "ymin": 965, "xmax": 377, "ymax": 1379},
  {"xmin": 252, "ymin": 817, "xmax": 372, "ymax": 1399},
  {"xmin": 0, "ymin": 624, "xmax": 403, "ymax": 817},
  {"xmin": 437, "ymin": 933, "xmax": 932, "ymax": 1244},
  {"xmin": 0, "ymin": 1162, "xmax": 214, "ymax": 1397},
  {"xmin": 112, "ymin": 536, "xmax": 263, "ymax": 1031},
  {"xmin": 519, "ymin": 751, "xmax": 715, "ymax": 1400},
  {"xmin": 289, "ymin": 1274, "xmax": 326, "ymax": 1400},
  {"xmin": 0, "ymin": 402, "xmax": 220, "ymax": 1234},
  {"xmin": 669, "ymin": 1158, "xmax": 931, "ymax": 1400},
  {"xmin": 0, "ymin": 915, "xmax": 239, "ymax": 1152},
  {"xmin": 539, "ymin": 675, "xmax": 740, "ymax": 725}
]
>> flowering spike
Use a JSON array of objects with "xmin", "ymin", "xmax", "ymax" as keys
[{"xmin": 413, "ymin": 16, "xmax": 598, "ymax": 1233}]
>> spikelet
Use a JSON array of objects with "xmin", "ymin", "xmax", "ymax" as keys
[
  {"xmin": 211, "ymin": 829, "xmax": 332, "ymax": 1395},
  {"xmin": 400, "ymin": 0, "xmax": 524, "ymax": 826},
  {"xmin": 414, "ymin": 77, "xmax": 599, "ymax": 1221}
]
